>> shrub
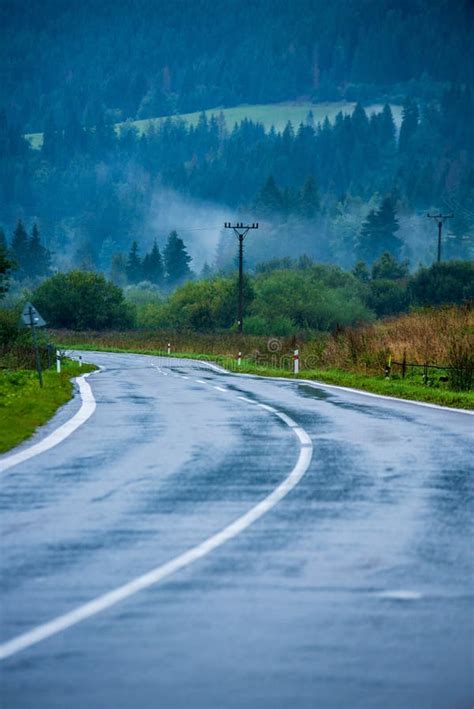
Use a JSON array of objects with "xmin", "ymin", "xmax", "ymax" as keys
[
  {"xmin": 32, "ymin": 271, "xmax": 135, "ymax": 330},
  {"xmin": 410, "ymin": 261, "xmax": 474, "ymax": 306},
  {"xmin": 368, "ymin": 279, "xmax": 410, "ymax": 316}
]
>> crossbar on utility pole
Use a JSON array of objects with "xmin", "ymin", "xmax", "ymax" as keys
[
  {"xmin": 224, "ymin": 222, "xmax": 259, "ymax": 333},
  {"xmin": 427, "ymin": 213, "xmax": 454, "ymax": 263}
]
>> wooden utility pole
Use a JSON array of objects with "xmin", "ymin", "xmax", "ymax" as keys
[
  {"xmin": 427, "ymin": 213, "xmax": 454, "ymax": 263},
  {"xmin": 224, "ymin": 222, "xmax": 259, "ymax": 333}
]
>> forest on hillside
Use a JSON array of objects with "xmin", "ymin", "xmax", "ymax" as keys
[{"xmin": 1, "ymin": 0, "xmax": 473, "ymax": 130}]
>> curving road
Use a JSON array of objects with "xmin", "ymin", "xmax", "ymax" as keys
[{"xmin": 0, "ymin": 352, "xmax": 473, "ymax": 708}]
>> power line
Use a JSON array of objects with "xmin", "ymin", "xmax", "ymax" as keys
[
  {"xmin": 224, "ymin": 222, "xmax": 259, "ymax": 333},
  {"xmin": 427, "ymin": 213, "xmax": 454, "ymax": 263}
]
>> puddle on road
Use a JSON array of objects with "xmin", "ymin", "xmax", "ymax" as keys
[
  {"xmin": 297, "ymin": 384, "xmax": 332, "ymax": 400},
  {"xmin": 375, "ymin": 590, "xmax": 423, "ymax": 601}
]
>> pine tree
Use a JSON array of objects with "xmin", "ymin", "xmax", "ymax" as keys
[
  {"xmin": 380, "ymin": 104, "xmax": 396, "ymax": 147},
  {"xmin": 399, "ymin": 98, "xmax": 419, "ymax": 153},
  {"xmin": 110, "ymin": 252, "xmax": 127, "ymax": 287},
  {"xmin": 256, "ymin": 176, "xmax": 283, "ymax": 213},
  {"xmin": 126, "ymin": 241, "xmax": 142, "ymax": 284},
  {"xmin": 99, "ymin": 237, "xmax": 120, "ymax": 270},
  {"xmin": 0, "ymin": 228, "xmax": 13, "ymax": 297},
  {"xmin": 299, "ymin": 176, "xmax": 320, "ymax": 218},
  {"xmin": 200, "ymin": 262, "xmax": 213, "ymax": 279},
  {"xmin": 29, "ymin": 223, "xmax": 51, "ymax": 278},
  {"xmin": 352, "ymin": 260, "xmax": 370, "ymax": 282},
  {"xmin": 351, "ymin": 103, "xmax": 369, "ymax": 142},
  {"xmin": 164, "ymin": 231, "xmax": 192, "ymax": 286},
  {"xmin": 0, "ymin": 228, "xmax": 6, "ymax": 250},
  {"xmin": 357, "ymin": 197, "xmax": 403, "ymax": 264},
  {"xmin": 11, "ymin": 220, "xmax": 29, "ymax": 279},
  {"xmin": 142, "ymin": 239, "xmax": 164, "ymax": 285},
  {"xmin": 371, "ymin": 252, "xmax": 409, "ymax": 280}
]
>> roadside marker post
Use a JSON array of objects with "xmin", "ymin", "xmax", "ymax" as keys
[
  {"xmin": 167, "ymin": 343, "xmax": 171, "ymax": 355},
  {"xmin": 56, "ymin": 350, "xmax": 61, "ymax": 374},
  {"xmin": 20, "ymin": 302, "xmax": 46, "ymax": 388},
  {"xmin": 79, "ymin": 355, "xmax": 82, "ymax": 368},
  {"xmin": 237, "ymin": 351, "xmax": 242, "ymax": 367},
  {"xmin": 293, "ymin": 349, "xmax": 300, "ymax": 375}
]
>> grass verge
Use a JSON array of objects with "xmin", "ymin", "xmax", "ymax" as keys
[
  {"xmin": 60, "ymin": 343, "xmax": 474, "ymax": 410},
  {"xmin": 0, "ymin": 360, "xmax": 96, "ymax": 454}
]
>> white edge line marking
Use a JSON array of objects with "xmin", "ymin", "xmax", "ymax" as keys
[
  {"xmin": 302, "ymin": 379, "xmax": 474, "ymax": 415},
  {"xmin": 197, "ymin": 360, "xmax": 230, "ymax": 374},
  {"xmin": 237, "ymin": 396, "xmax": 256, "ymax": 404},
  {"xmin": 182, "ymin": 358, "xmax": 472, "ymax": 416},
  {"xmin": 0, "ymin": 398, "xmax": 313, "ymax": 660},
  {"xmin": 196, "ymin": 380, "xmax": 207, "ymax": 384},
  {"xmin": 0, "ymin": 372, "xmax": 97, "ymax": 474},
  {"xmin": 213, "ymin": 386, "xmax": 227, "ymax": 392}
]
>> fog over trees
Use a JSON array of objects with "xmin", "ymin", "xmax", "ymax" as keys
[{"xmin": 0, "ymin": 0, "xmax": 473, "ymax": 291}]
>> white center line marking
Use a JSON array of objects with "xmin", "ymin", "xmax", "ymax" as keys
[
  {"xmin": 274, "ymin": 411, "xmax": 298, "ymax": 428},
  {"xmin": 196, "ymin": 380, "xmax": 207, "ymax": 384},
  {"xmin": 213, "ymin": 386, "xmax": 227, "ymax": 392},
  {"xmin": 237, "ymin": 396, "xmax": 256, "ymax": 404},
  {"xmin": 257, "ymin": 403, "xmax": 276, "ymax": 413},
  {"xmin": 0, "ymin": 394, "xmax": 313, "ymax": 660}
]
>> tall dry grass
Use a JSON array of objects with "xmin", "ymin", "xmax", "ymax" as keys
[
  {"xmin": 318, "ymin": 306, "xmax": 473, "ymax": 375},
  {"xmin": 51, "ymin": 306, "xmax": 473, "ymax": 389}
]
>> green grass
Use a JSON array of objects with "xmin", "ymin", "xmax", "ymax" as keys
[
  {"xmin": 0, "ymin": 360, "xmax": 96, "ymax": 453},
  {"xmin": 25, "ymin": 101, "xmax": 403, "ymax": 149},
  {"xmin": 234, "ymin": 363, "xmax": 474, "ymax": 409},
  {"xmin": 59, "ymin": 343, "xmax": 474, "ymax": 410}
]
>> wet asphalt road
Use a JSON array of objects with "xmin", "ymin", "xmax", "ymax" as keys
[{"xmin": 0, "ymin": 352, "xmax": 473, "ymax": 709}]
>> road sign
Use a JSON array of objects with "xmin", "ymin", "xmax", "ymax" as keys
[
  {"xmin": 20, "ymin": 302, "xmax": 46, "ymax": 328},
  {"xmin": 20, "ymin": 303, "xmax": 46, "ymax": 387}
]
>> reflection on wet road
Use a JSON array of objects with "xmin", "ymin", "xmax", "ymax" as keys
[{"xmin": 0, "ymin": 352, "xmax": 473, "ymax": 708}]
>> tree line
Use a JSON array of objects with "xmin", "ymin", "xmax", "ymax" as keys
[
  {"xmin": 0, "ymin": 219, "xmax": 197, "ymax": 291},
  {"xmin": 6, "ymin": 257, "xmax": 471, "ymax": 333},
  {"xmin": 113, "ymin": 231, "xmax": 193, "ymax": 288},
  {"xmin": 1, "ymin": 221, "xmax": 51, "ymax": 282}
]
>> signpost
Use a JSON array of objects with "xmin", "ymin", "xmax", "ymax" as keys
[{"xmin": 20, "ymin": 302, "xmax": 46, "ymax": 387}]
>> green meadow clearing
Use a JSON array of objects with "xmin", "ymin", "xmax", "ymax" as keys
[{"xmin": 25, "ymin": 101, "xmax": 403, "ymax": 149}]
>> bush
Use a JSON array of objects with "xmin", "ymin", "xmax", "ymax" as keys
[
  {"xmin": 368, "ymin": 279, "xmax": 410, "ymax": 316},
  {"xmin": 410, "ymin": 261, "xmax": 474, "ymax": 307},
  {"xmin": 135, "ymin": 302, "xmax": 169, "ymax": 329},
  {"xmin": 124, "ymin": 282, "xmax": 163, "ymax": 306},
  {"xmin": 0, "ymin": 307, "xmax": 22, "ymax": 347},
  {"xmin": 32, "ymin": 271, "xmax": 135, "ymax": 330},
  {"xmin": 252, "ymin": 269, "xmax": 373, "ymax": 331},
  {"xmin": 243, "ymin": 315, "xmax": 271, "ymax": 335}
]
